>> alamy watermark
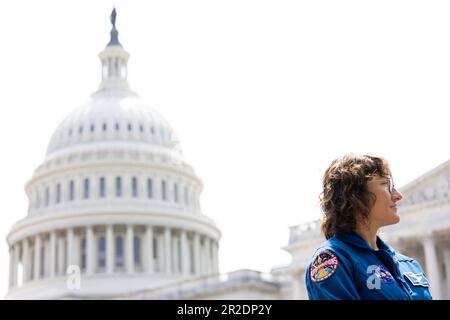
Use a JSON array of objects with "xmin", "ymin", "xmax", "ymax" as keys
[
  {"xmin": 66, "ymin": 265, "xmax": 81, "ymax": 290},
  {"xmin": 168, "ymin": 136, "xmax": 183, "ymax": 166},
  {"xmin": 366, "ymin": 265, "xmax": 381, "ymax": 290}
]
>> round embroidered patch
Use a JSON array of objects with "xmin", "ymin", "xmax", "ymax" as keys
[
  {"xmin": 310, "ymin": 249, "xmax": 340, "ymax": 283},
  {"xmin": 375, "ymin": 265, "xmax": 395, "ymax": 283}
]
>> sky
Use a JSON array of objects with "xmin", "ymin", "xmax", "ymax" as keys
[{"xmin": 0, "ymin": 0, "xmax": 449, "ymax": 299}]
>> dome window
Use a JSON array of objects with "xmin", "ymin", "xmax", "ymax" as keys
[
  {"xmin": 79, "ymin": 126, "xmax": 83, "ymax": 134},
  {"xmin": 36, "ymin": 191, "xmax": 41, "ymax": 209},
  {"xmin": 189, "ymin": 243, "xmax": 195, "ymax": 274},
  {"xmin": 147, "ymin": 178, "xmax": 153, "ymax": 198},
  {"xmin": 127, "ymin": 123, "xmax": 132, "ymax": 132},
  {"xmin": 99, "ymin": 177, "xmax": 106, "ymax": 198},
  {"xmin": 84, "ymin": 178, "xmax": 90, "ymax": 199},
  {"xmin": 131, "ymin": 177, "xmax": 138, "ymax": 197},
  {"xmin": 174, "ymin": 183, "xmax": 179, "ymax": 203},
  {"xmin": 153, "ymin": 237, "xmax": 158, "ymax": 260},
  {"xmin": 56, "ymin": 183, "xmax": 61, "ymax": 204},
  {"xmin": 90, "ymin": 124, "xmax": 95, "ymax": 132},
  {"xmin": 40, "ymin": 247, "xmax": 45, "ymax": 277},
  {"xmin": 115, "ymin": 123, "xmax": 120, "ymax": 131},
  {"xmin": 102, "ymin": 123, "xmax": 107, "ymax": 131},
  {"xmin": 45, "ymin": 187, "xmax": 50, "ymax": 206},
  {"xmin": 184, "ymin": 187, "xmax": 189, "ymax": 205},
  {"xmin": 139, "ymin": 124, "xmax": 144, "ymax": 133},
  {"xmin": 69, "ymin": 180, "xmax": 75, "ymax": 201},
  {"xmin": 81, "ymin": 238, "xmax": 87, "ymax": 271},
  {"xmin": 115, "ymin": 177, "xmax": 122, "ymax": 197},
  {"xmin": 161, "ymin": 180, "xmax": 167, "ymax": 201},
  {"xmin": 150, "ymin": 126, "xmax": 155, "ymax": 134},
  {"xmin": 133, "ymin": 236, "xmax": 141, "ymax": 267},
  {"xmin": 115, "ymin": 236, "xmax": 124, "ymax": 268},
  {"xmin": 98, "ymin": 237, "xmax": 106, "ymax": 268}
]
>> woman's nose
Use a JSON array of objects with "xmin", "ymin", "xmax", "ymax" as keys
[{"xmin": 392, "ymin": 188, "xmax": 403, "ymax": 201}]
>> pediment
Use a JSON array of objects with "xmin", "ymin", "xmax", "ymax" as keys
[{"xmin": 399, "ymin": 159, "xmax": 450, "ymax": 208}]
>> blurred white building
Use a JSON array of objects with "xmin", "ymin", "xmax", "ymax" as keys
[{"xmin": 5, "ymin": 11, "xmax": 450, "ymax": 300}]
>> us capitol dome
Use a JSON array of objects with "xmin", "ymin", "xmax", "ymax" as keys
[{"xmin": 6, "ymin": 9, "xmax": 220, "ymax": 299}]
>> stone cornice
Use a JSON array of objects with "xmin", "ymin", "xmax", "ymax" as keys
[{"xmin": 7, "ymin": 209, "xmax": 221, "ymax": 244}]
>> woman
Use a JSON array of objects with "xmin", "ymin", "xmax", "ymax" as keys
[{"xmin": 305, "ymin": 154, "xmax": 432, "ymax": 300}]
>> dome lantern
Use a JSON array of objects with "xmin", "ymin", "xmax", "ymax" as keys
[{"xmin": 98, "ymin": 8, "xmax": 130, "ymax": 90}]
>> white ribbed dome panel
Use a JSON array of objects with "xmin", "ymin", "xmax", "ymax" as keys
[{"xmin": 46, "ymin": 90, "xmax": 179, "ymax": 155}]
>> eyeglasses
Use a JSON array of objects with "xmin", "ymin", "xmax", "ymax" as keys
[
  {"xmin": 386, "ymin": 176, "xmax": 395, "ymax": 194},
  {"xmin": 368, "ymin": 176, "xmax": 395, "ymax": 194}
]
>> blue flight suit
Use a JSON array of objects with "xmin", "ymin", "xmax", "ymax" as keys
[{"xmin": 305, "ymin": 232, "xmax": 433, "ymax": 300}]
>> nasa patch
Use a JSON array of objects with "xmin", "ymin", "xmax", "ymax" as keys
[
  {"xmin": 375, "ymin": 265, "xmax": 395, "ymax": 283},
  {"xmin": 310, "ymin": 249, "xmax": 340, "ymax": 283}
]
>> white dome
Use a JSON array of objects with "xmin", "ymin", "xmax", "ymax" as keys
[
  {"xmin": 5, "ymin": 12, "xmax": 220, "ymax": 300},
  {"xmin": 46, "ymin": 88, "xmax": 180, "ymax": 156}
]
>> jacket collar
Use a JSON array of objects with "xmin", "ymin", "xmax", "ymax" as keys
[{"xmin": 335, "ymin": 231, "xmax": 395, "ymax": 255}]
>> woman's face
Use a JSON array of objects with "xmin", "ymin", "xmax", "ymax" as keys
[{"xmin": 366, "ymin": 176, "xmax": 403, "ymax": 229}]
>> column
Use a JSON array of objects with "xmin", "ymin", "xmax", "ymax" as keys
[
  {"xmin": 11, "ymin": 244, "xmax": 18, "ymax": 287},
  {"xmin": 67, "ymin": 228, "xmax": 74, "ymax": 268},
  {"xmin": 157, "ymin": 233, "xmax": 164, "ymax": 272},
  {"xmin": 126, "ymin": 225, "xmax": 134, "ymax": 274},
  {"xmin": 164, "ymin": 227, "xmax": 172, "ymax": 274},
  {"xmin": 193, "ymin": 233, "xmax": 201, "ymax": 276},
  {"xmin": 153, "ymin": 176, "xmax": 159, "ymax": 201},
  {"xmin": 180, "ymin": 230, "xmax": 190, "ymax": 276},
  {"xmin": 14, "ymin": 243, "xmax": 21, "ymax": 285},
  {"xmin": 86, "ymin": 226, "xmax": 95, "ymax": 275},
  {"xmin": 76, "ymin": 177, "xmax": 82, "ymax": 202},
  {"xmin": 107, "ymin": 174, "xmax": 114, "ymax": 199},
  {"xmin": 166, "ymin": 179, "xmax": 172, "ymax": 202},
  {"xmin": 291, "ymin": 271, "xmax": 301, "ymax": 300},
  {"xmin": 61, "ymin": 180, "xmax": 68, "ymax": 205},
  {"xmin": 22, "ymin": 238, "xmax": 29, "ymax": 283},
  {"xmin": 34, "ymin": 235, "xmax": 41, "ymax": 280},
  {"xmin": 49, "ymin": 231, "xmax": 56, "ymax": 278},
  {"xmin": 443, "ymin": 248, "xmax": 450, "ymax": 299},
  {"xmin": 212, "ymin": 240, "xmax": 219, "ymax": 274},
  {"xmin": 91, "ymin": 175, "xmax": 98, "ymax": 200},
  {"xmin": 172, "ymin": 234, "xmax": 179, "ymax": 274},
  {"xmin": 123, "ymin": 173, "xmax": 131, "ymax": 199},
  {"xmin": 44, "ymin": 237, "xmax": 51, "ymax": 277},
  {"xmin": 73, "ymin": 232, "xmax": 80, "ymax": 268},
  {"xmin": 145, "ymin": 226, "xmax": 154, "ymax": 273},
  {"xmin": 8, "ymin": 247, "xmax": 13, "ymax": 288},
  {"xmin": 139, "ymin": 176, "xmax": 146, "ymax": 200},
  {"xmin": 106, "ymin": 225, "xmax": 114, "ymax": 274},
  {"xmin": 57, "ymin": 237, "xmax": 65, "ymax": 276},
  {"xmin": 291, "ymin": 269, "xmax": 307, "ymax": 300},
  {"xmin": 204, "ymin": 238, "xmax": 211, "ymax": 275},
  {"xmin": 422, "ymin": 234, "xmax": 442, "ymax": 299},
  {"xmin": 199, "ymin": 239, "xmax": 205, "ymax": 275}
]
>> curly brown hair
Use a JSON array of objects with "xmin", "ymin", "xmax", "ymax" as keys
[{"xmin": 319, "ymin": 153, "xmax": 392, "ymax": 239}]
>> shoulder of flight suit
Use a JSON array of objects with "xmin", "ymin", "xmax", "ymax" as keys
[
  {"xmin": 305, "ymin": 242, "xmax": 362, "ymax": 300},
  {"xmin": 395, "ymin": 252, "xmax": 431, "ymax": 293},
  {"xmin": 396, "ymin": 253, "xmax": 427, "ymax": 274},
  {"xmin": 396, "ymin": 253, "xmax": 415, "ymax": 262}
]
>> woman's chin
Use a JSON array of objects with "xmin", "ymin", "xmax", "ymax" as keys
[
  {"xmin": 389, "ymin": 213, "xmax": 400, "ymax": 225},
  {"xmin": 382, "ymin": 213, "xmax": 400, "ymax": 227}
]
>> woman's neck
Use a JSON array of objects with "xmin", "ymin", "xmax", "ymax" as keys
[{"xmin": 354, "ymin": 224, "xmax": 379, "ymax": 251}]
